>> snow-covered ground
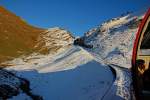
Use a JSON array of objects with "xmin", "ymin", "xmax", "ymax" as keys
[
  {"xmin": 6, "ymin": 46, "xmax": 114, "ymax": 100},
  {"xmin": 4, "ymin": 10, "xmax": 146, "ymax": 100},
  {"xmin": 83, "ymin": 13, "xmax": 143, "ymax": 69}
]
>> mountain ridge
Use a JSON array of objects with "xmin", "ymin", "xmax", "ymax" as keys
[
  {"xmin": 0, "ymin": 6, "xmax": 73, "ymax": 64},
  {"xmin": 74, "ymin": 11, "xmax": 144, "ymax": 68},
  {"xmin": 0, "ymin": 6, "xmax": 147, "ymax": 100}
]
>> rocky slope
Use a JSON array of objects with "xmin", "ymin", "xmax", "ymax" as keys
[
  {"xmin": 0, "ymin": 6, "xmax": 44, "ymax": 63},
  {"xmin": 35, "ymin": 27, "xmax": 73, "ymax": 54},
  {"xmin": 75, "ymin": 12, "xmax": 144, "ymax": 68},
  {"xmin": 0, "ymin": 6, "xmax": 73, "ymax": 64},
  {"xmin": 0, "ymin": 6, "xmax": 73, "ymax": 99}
]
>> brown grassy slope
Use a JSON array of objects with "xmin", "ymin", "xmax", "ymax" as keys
[{"xmin": 0, "ymin": 6, "xmax": 45, "ymax": 63}]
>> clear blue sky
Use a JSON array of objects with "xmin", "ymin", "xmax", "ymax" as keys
[{"xmin": 0, "ymin": 0, "xmax": 149, "ymax": 36}]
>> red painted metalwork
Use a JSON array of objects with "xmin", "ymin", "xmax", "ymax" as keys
[
  {"xmin": 132, "ymin": 8, "xmax": 150, "ymax": 100},
  {"xmin": 132, "ymin": 8, "xmax": 150, "ymax": 66}
]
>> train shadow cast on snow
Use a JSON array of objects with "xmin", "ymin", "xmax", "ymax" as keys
[{"xmin": 11, "ymin": 60, "xmax": 115, "ymax": 100}]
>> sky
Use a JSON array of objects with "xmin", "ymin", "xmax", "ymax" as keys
[{"xmin": 0, "ymin": 0, "xmax": 150, "ymax": 36}]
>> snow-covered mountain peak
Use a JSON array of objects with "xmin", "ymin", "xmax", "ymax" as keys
[
  {"xmin": 35, "ymin": 27, "xmax": 74, "ymax": 54},
  {"xmin": 46, "ymin": 27, "xmax": 62, "ymax": 31},
  {"xmin": 84, "ymin": 15, "xmax": 133, "ymax": 38},
  {"xmin": 101, "ymin": 15, "xmax": 130, "ymax": 30},
  {"xmin": 77, "ymin": 12, "xmax": 144, "ymax": 68}
]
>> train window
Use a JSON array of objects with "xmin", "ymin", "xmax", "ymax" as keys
[{"xmin": 137, "ymin": 14, "xmax": 150, "ymax": 99}]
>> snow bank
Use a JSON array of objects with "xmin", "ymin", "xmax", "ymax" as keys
[{"xmin": 103, "ymin": 65, "xmax": 133, "ymax": 100}]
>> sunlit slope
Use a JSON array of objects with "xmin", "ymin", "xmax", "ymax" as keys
[{"xmin": 0, "ymin": 6, "xmax": 45, "ymax": 63}]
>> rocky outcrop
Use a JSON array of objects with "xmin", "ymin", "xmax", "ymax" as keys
[
  {"xmin": 35, "ymin": 27, "xmax": 74, "ymax": 54},
  {"xmin": 0, "ymin": 69, "xmax": 43, "ymax": 100},
  {"xmin": 0, "ymin": 69, "xmax": 24, "ymax": 99},
  {"xmin": 74, "ymin": 37, "xmax": 93, "ymax": 48}
]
